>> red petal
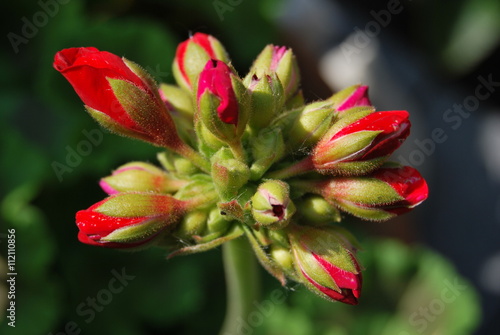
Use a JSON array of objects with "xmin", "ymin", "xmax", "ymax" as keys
[{"xmin": 53, "ymin": 47, "xmax": 146, "ymax": 130}]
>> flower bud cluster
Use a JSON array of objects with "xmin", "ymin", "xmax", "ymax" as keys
[{"xmin": 54, "ymin": 33, "xmax": 428, "ymax": 304}]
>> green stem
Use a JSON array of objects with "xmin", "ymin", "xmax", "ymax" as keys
[
  {"xmin": 174, "ymin": 143, "xmax": 211, "ymax": 173},
  {"xmin": 219, "ymin": 237, "xmax": 259, "ymax": 335},
  {"xmin": 228, "ymin": 141, "xmax": 247, "ymax": 163},
  {"xmin": 266, "ymin": 156, "xmax": 314, "ymax": 180}
]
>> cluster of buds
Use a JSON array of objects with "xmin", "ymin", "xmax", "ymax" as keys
[{"xmin": 54, "ymin": 33, "xmax": 428, "ymax": 305}]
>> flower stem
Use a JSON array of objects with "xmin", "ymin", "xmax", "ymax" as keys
[
  {"xmin": 175, "ymin": 143, "xmax": 211, "ymax": 173},
  {"xmin": 229, "ymin": 141, "xmax": 247, "ymax": 163},
  {"xmin": 220, "ymin": 236, "xmax": 259, "ymax": 335},
  {"xmin": 266, "ymin": 156, "xmax": 314, "ymax": 180}
]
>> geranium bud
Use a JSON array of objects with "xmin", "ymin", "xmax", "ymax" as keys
[
  {"xmin": 196, "ymin": 59, "xmax": 250, "ymax": 145},
  {"xmin": 288, "ymin": 100, "xmax": 336, "ymax": 150},
  {"xmin": 206, "ymin": 207, "xmax": 231, "ymax": 235},
  {"xmin": 245, "ymin": 73, "xmax": 285, "ymax": 130},
  {"xmin": 246, "ymin": 45, "xmax": 300, "ymax": 101},
  {"xmin": 76, "ymin": 193, "xmax": 189, "ymax": 248},
  {"xmin": 251, "ymin": 180, "xmax": 296, "ymax": 230},
  {"xmin": 288, "ymin": 224, "xmax": 362, "ymax": 305},
  {"xmin": 328, "ymin": 84, "xmax": 371, "ymax": 112},
  {"xmin": 54, "ymin": 47, "xmax": 183, "ymax": 149},
  {"xmin": 319, "ymin": 165, "xmax": 429, "ymax": 221},
  {"xmin": 159, "ymin": 83, "xmax": 194, "ymax": 119},
  {"xmin": 100, "ymin": 162, "xmax": 186, "ymax": 195},
  {"xmin": 250, "ymin": 127, "xmax": 285, "ymax": 180},
  {"xmin": 175, "ymin": 210, "xmax": 208, "ymax": 240},
  {"xmin": 157, "ymin": 151, "xmax": 198, "ymax": 178},
  {"xmin": 211, "ymin": 148, "xmax": 250, "ymax": 201},
  {"xmin": 173, "ymin": 32, "xmax": 229, "ymax": 91},
  {"xmin": 270, "ymin": 245, "xmax": 294, "ymax": 273},
  {"xmin": 313, "ymin": 110, "xmax": 410, "ymax": 176},
  {"xmin": 296, "ymin": 195, "xmax": 341, "ymax": 224}
]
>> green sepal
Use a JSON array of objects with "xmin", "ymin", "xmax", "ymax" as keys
[
  {"xmin": 108, "ymin": 78, "xmax": 178, "ymax": 147},
  {"xmin": 85, "ymin": 106, "xmax": 153, "ymax": 143},
  {"xmin": 288, "ymin": 100, "xmax": 336, "ymax": 150},
  {"xmin": 102, "ymin": 218, "xmax": 166, "ymax": 243},
  {"xmin": 317, "ymin": 130, "xmax": 382, "ymax": 165},
  {"xmin": 246, "ymin": 73, "xmax": 285, "ymax": 130},
  {"xmin": 96, "ymin": 193, "xmax": 183, "ymax": 218}
]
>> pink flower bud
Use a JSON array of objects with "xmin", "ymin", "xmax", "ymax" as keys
[
  {"xmin": 196, "ymin": 60, "xmax": 250, "ymax": 145},
  {"xmin": 198, "ymin": 60, "xmax": 239, "ymax": 124},
  {"xmin": 313, "ymin": 110, "xmax": 410, "ymax": 175},
  {"xmin": 247, "ymin": 45, "xmax": 300, "ymax": 100},
  {"xmin": 99, "ymin": 162, "xmax": 187, "ymax": 195},
  {"xmin": 288, "ymin": 225, "xmax": 362, "ymax": 305},
  {"xmin": 329, "ymin": 85, "xmax": 371, "ymax": 112},
  {"xmin": 76, "ymin": 193, "xmax": 189, "ymax": 248},
  {"xmin": 319, "ymin": 165, "xmax": 428, "ymax": 221}
]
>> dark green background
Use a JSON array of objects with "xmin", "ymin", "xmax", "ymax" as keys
[{"xmin": 2, "ymin": 0, "xmax": 498, "ymax": 334}]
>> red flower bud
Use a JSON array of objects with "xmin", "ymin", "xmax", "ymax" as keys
[
  {"xmin": 288, "ymin": 225, "xmax": 362, "ymax": 305},
  {"xmin": 313, "ymin": 110, "xmax": 410, "ymax": 175},
  {"xmin": 173, "ymin": 33, "xmax": 229, "ymax": 90},
  {"xmin": 54, "ymin": 47, "xmax": 182, "ymax": 148},
  {"xmin": 319, "ymin": 165, "xmax": 428, "ymax": 221},
  {"xmin": 76, "ymin": 193, "xmax": 189, "ymax": 248}
]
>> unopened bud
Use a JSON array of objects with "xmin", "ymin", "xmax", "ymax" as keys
[
  {"xmin": 100, "ymin": 162, "xmax": 186, "ymax": 195},
  {"xmin": 211, "ymin": 148, "xmax": 250, "ymax": 201},
  {"xmin": 173, "ymin": 32, "xmax": 229, "ymax": 91},
  {"xmin": 251, "ymin": 180, "xmax": 296, "ymax": 230}
]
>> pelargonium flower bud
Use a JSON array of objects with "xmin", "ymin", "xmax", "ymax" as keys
[
  {"xmin": 328, "ymin": 84, "xmax": 371, "ymax": 112},
  {"xmin": 287, "ymin": 100, "xmax": 336, "ymax": 150},
  {"xmin": 319, "ymin": 165, "xmax": 429, "ymax": 221},
  {"xmin": 245, "ymin": 73, "xmax": 285, "ymax": 130},
  {"xmin": 159, "ymin": 83, "xmax": 194, "ymax": 119},
  {"xmin": 246, "ymin": 45, "xmax": 300, "ymax": 101},
  {"xmin": 174, "ymin": 210, "xmax": 209, "ymax": 240},
  {"xmin": 296, "ymin": 195, "xmax": 341, "ymax": 224},
  {"xmin": 196, "ymin": 59, "xmax": 250, "ymax": 145},
  {"xmin": 288, "ymin": 224, "xmax": 362, "ymax": 305},
  {"xmin": 54, "ymin": 47, "xmax": 183, "ymax": 149},
  {"xmin": 251, "ymin": 180, "xmax": 296, "ymax": 230},
  {"xmin": 157, "ymin": 151, "xmax": 198, "ymax": 178},
  {"xmin": 313, "ymin": 110, "xmax": 411, "ymax": 176},
  {"xmin": 250, "ymin": 127, "xmax": 285, "ymax": 180},
  {"xmin": 173, "ymin": 32, "xmax": 229, "ymax": 91},
  {"xmin": 211, "ymin": 148, "xmax": 250, "ymax": 201},
  {"xmin": 99, "ymin": 162, "xmax": 186, "ymax": 195},
  {"xmin": 76, "ymin": 193, "xmax": 189, "ymax": 248}
]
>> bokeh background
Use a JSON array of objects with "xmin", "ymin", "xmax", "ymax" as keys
[{"xmin": 1, "ymin": 0, "xmax": 500, "ymax": 334}]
